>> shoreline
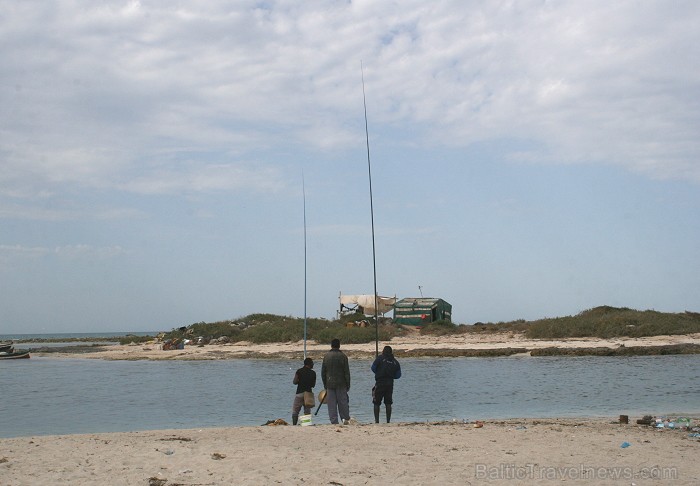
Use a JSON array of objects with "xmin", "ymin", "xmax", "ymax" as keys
[
  {"xmin": 2, "ymin": 417, "xmax": 698, "ymax": 485},
  {"xmin": 28, "ymin": 331, "xmax": 700, "ymax": 360}
]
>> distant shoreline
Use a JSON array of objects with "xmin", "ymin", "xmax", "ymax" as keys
[{"xmin": 27, "ymin": 331, "xmax": 700, "ymax": 360}]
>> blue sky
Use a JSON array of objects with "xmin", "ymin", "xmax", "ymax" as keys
[{"xmin": 1, "ymin": 1, "xmax": 699, "ymax": 333}]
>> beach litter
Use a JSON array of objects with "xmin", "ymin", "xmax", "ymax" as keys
[
  {"xmin": 473, "ymin": 421, "xmax": 484, "ymax": 428},
  {"xmin": 263, "ymin": 418, "xmax": 289, "ymax": 426},
  {"xmin": 634, "ymin": 415, "xmax": 695, "ymax": 432},
  {"xmin": 620, "ymin": 441, "xmax": 631, "ymax": 448},
  {"xmin": 211, "ymin": 453, "xmax": 226, "ymax": 460},
  {"xmin": 148, "ymin": 478, "xmax": 167, "ymax": 486}
]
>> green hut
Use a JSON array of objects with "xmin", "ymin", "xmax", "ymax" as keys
[{"xmin": 393, "ymin": 298, "xmax": 452, "ymax": 326}]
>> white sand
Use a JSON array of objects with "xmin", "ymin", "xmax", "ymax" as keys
[
  {"xmin": 2, "ymin": 419, "xmax": 698, "ymax": 485},
  {"xmin": 32, "ymin": 331, "xmax": 700, "ymax": 361}
]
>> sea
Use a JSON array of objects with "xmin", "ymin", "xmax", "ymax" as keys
[
  {"xmin": 1, "ymin": 331, "xmax": 156, "ymax": 347},
  {"xmin": 1, "ymin": 333, "xmax": 699, "ymax": 438}
]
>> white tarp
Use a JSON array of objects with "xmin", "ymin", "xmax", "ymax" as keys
[{"xmin": 339, "ymin": 294, "xmax": 397, "ymax": 315}]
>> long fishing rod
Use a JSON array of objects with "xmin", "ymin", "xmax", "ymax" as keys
[
  {"xmin": 361, "ymin": 63, "xmax": 380, "ymax": 358},
  {"xmin": 303, "ymin": 171, "xmax": 308, "ymax": 360}
]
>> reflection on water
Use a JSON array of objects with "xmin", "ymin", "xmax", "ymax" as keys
[{"xmin": 1, "ymin": 355, "xmax": 698, "ymax": 437}]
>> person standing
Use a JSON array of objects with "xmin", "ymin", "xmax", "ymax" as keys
[
  {"xmin": 371, "ymin": 345, "xmax": 401, "ymax": 423},
  {"xmin": 291, "ymin": 357, "xmax": 316, "ymax": 425},
  {"xmin": 321, "ymin": 338, "xmax": 351, "ymax": 424}
]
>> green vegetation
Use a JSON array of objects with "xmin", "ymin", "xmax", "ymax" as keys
[
  {"xmin": 163, "ymin": 313, "xmax": 401, "ymax": 345},
  {"xmin": 117, "ymin": 335, "xmax": 153, "ymax": 345},
  {"xmin": 525, "ymin": 306, "xmax": 700, "ymax": 339},
  {"xmin": 414, "ymin": 306, "xmax": 700, "ymax": 339},
  {"xmin": 151, "ymin": 306, "xmax": 700, "ymax": 344},
  {"xmin": 419, "ymin": 318, "xmax": 529, "ymax": 336},
  {"xmin": 419, "ymin": 320, "xmax": 461, "ymax": 336}
]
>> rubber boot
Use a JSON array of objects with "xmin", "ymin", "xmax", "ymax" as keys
[
  {"xmin": 292, "ymin": 414, "xmax": 298, "ymax": 425},
  {"xmin": 386, "ymin": 404, "xmax": 392, "ymax": 423},
  {"xmin": 373, "ymin": 404, "xmax": 380, "ymax": 423}
]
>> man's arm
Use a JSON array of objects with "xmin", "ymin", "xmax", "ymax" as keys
[{"xmin": 344, "ymin": 355, "xmax": 351, "ymax": 390}]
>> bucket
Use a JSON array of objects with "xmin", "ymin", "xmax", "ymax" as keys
[{"xmin": 299, "ymin": 414, "xmax": 313, "ymax": 426}]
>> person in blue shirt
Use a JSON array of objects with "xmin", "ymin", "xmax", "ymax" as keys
[{"xmin": 371, "ymin": 345, "xmax": 401, "ymax": 423}]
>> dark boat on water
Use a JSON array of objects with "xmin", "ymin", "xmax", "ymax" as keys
[{"xmin": 0, "ymin": 342, "xmax": 30, "ymax": 359}]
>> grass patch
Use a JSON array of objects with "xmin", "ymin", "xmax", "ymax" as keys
[
  {"xmin": 159, "ymin": 306, "xmax": 700, "ymax": 344},
  {"xmin": 164, "ymin": 314, "xmax": 400, "ymax": 345},
  {"xmin": 419, "ymin": 320, "xmax": 463, "ymax": 336},
  {"xmin": 526, "ymin": 307, "xmax": 700, "ymax": 339},
  {"xmin": 118, "ymin": 335, "xmax": 153, "ymax": 345}
]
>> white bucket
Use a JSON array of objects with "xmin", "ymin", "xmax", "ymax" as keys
[{"xmin": 299, "ymin": 414, "xmax": 313, "ymax": 426}]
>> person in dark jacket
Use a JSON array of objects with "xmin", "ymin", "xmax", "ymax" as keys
[
  {"xmin": 291, "ymin": 357, "xmax": 316, "ymax": 425},
  {"xmin": 371, "ymin": 345, "xmax": 401, "ymax": 423},
  {"xmin": 321, "ymin": 338, "xmax": 351, "ymax": 424}
]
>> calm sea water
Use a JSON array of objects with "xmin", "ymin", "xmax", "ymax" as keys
[
  {"xmin": 1, "ymin": 354, "xmax": 698, "ymax": 438},
  {"xmin": 1, "ymin": 332, "xmax": 157, "ymax": 349},
  {"xmin": 0, "ymin": 332, "xmax": 156, "ymax": 341}
]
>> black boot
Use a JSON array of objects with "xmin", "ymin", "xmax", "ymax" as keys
[
  {"xmin": 292, "ymin": 414, "xmax": 298, "ymax": 425},
  {"xmin": 386, "ymin": 404, "xmax": 392, "ymax": 423},
  {"xmin": 374, "ymin": 404, "xmax": 380, "ymax": 423}
]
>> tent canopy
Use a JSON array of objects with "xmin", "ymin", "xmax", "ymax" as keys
[{"xmin": 339, "ymin": 294, "xmax": 397, "ymax": 315}]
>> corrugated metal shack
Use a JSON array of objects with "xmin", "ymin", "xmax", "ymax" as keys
[{"xmin": 393, "ymin": 298, "xmax": 452, "ymax": 326}]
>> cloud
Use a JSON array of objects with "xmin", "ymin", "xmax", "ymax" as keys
[
  {"xmin": 0, "ymin": 202, "xmax": 146, "ymax": 221},
  {"xmin": 1, "ymin": 0, "xmax": 698, "ymax": 204},
  {"xmin": 309, "ymin": 223, "xmax": 437, "ymax": 237},
  {"xmin": 120, "ymin": 162, "xmax": 286, "ymax": 195},
  {"xmin": 0, "ymin": 244, "xmax": 127, "ymax": 260}
]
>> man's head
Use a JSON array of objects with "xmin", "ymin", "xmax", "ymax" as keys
[
  {"xmin": 383, "ymin": 345, "xmax": 393, "ymax": 355},
  {"xmin": 303, "ymin": 357, "xmax": 314, "ymax": 368},
  {"xmin": 331, "ymin": 338, "xmax": 340, "ymax": 349}
]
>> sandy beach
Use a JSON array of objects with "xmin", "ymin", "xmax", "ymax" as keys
[
  {"xmin": 8, "ymin": 333, "xmax": 700, "ymax": 484},
  {"xmin": 2, "ymin": 418, "xmax": 698, "ymax": 485},
  {"xmin": 31, "ymin": 330, "xmax": 700, "ymax": 360}
]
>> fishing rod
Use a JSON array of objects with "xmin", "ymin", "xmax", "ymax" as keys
[
  {"xmin": 361, "ymin": 62, "xmax": 380, "ymax": 358},
  {"xmin": 302, "ymin": 171, "xmax": 308, "ymax": 360}
]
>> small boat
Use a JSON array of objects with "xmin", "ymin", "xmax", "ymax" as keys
[
  {"xmin": 0, "ymin": 346, "xmax": 30, "ymax": 359},
  {"xmin": 0, "ymin": 341, "xmax": 14, "ymax": 353}
]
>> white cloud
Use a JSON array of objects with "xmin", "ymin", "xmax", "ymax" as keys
[
  {"xmin": 120, "ymin": 162, "xmax": 286, "ymax": 195},
  {"xmin": 1, "ymin": 0, "xmax": 698, "ymax": 204},
  {"xmin": 0, "ymin": 244, "xmax": 127, "ymax": 259},
  {"xmin": 0, "ymin": 202, "xmax": 146, "ymax": 221}
]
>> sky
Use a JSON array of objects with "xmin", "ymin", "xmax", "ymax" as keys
[{"xmin": 1, "ymin": 1, "xmax": 699, "ymax": 333}]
